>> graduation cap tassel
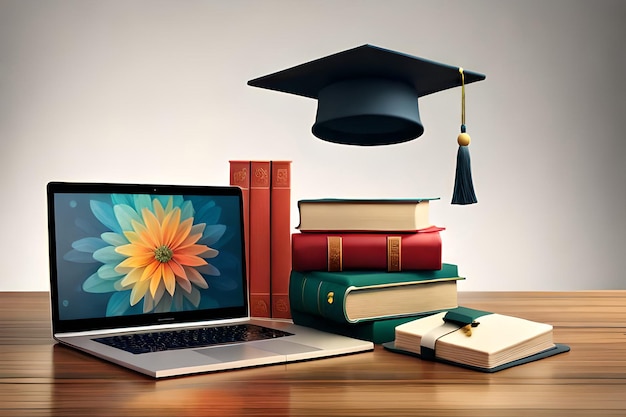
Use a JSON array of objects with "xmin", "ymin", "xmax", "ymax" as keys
[{"xmin": 452, "ymin": 68, "xmax": 477, "ymax": 205}]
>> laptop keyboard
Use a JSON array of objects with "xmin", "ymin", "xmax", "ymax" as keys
[{"xmin": 93, "ymin": 324, "xmax": 294, "ymax": 354}]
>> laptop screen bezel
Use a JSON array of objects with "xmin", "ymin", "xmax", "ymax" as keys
[{"xmin": 47, "ymin": 182, "xmax": 250, "ymax": 334}]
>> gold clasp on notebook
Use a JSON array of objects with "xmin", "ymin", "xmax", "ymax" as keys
[{"xmin": 460, "ymin": 322, "xmax": 480, "ymax": 337}]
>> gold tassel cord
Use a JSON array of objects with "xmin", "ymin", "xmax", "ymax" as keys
[
  {"xmin": 458, "ymin": 68, "xmax": 470, "ymax": 145},
  {"xmin": 461, "ymin": 68, "xmax": 465, "ymax": 126}
]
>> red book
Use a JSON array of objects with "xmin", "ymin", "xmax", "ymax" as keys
[
  {"xmin": 249, "ymin": 161, "xmax": 271, "ymax": 317},
  {"xmin": 229, "ymin": 161, "xmax": 250, "ymax": 281},
  {"xmin": 291, "ymin": 227, "xmax": 443, "ymax": 272},
  {"xmin": 270, "ymin": 161, "xmax": 292, "ymax": 318}
]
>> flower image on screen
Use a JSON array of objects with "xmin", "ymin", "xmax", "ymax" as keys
[{"xmin": 54, "ymin": 192, "xmax": 245, "ymax": 320}]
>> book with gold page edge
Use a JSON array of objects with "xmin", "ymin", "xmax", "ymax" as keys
[
  {"xmin": 289, "ymin": 264, "xmax": 462, "ymax": 324},
  {"xmin": 296, "ymin": 198, "xmax": 437, "ymax": 232},
  {"xmin": 383, "ymin": 306, "xmax": 570, "ymax": 372}
]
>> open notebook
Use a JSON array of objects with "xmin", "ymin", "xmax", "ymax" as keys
[
  {"xmin": 47, "ymin": 182, "xmax": 372, "ymax": 378},
  {"xmin": 384, "ymin": 306, "xmax": 569, "ymax": 372}
]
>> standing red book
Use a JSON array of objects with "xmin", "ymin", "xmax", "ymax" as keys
[
  {"xmin": 229, "ymin": 161, "xmax": 250, "ymax": 281},
  {"xmin": 291, "ymin": 227, "xmax": 443, "ymax": 272},
  {"xmin": 270, "ymin": 161, "xmax": 292, "ymax": 318},
  {"xmin": 249, "ymin": 161, "xmax": 271, "ymax": 317}
]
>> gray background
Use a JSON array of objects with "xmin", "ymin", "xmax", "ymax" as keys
[{"xmin": 1, "ymin": 0, "xmax": 625, "ymax": 291}]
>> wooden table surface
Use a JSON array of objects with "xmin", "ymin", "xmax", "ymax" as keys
[{"xmin": 1, "ymin": 291, "xmax": 625, "ymax": 416}]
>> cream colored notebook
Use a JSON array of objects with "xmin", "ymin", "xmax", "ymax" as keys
[{"xmin": 385, "ymin": 307, "xmax": 569, "ymax": 372}]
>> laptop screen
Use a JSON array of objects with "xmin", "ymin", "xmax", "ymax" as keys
[{"xmin": 47, "ymin": 182, "xmax": 248, "ymax": 334}]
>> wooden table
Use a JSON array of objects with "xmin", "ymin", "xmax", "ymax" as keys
[{"xmin": 1, "ymin": 291, "xmax": 625, "ymax": 416}]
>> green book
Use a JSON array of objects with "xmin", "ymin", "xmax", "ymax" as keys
[
  {"xmin": 291, "ymin": 309, "xmax": 439, "ymax": 344},
  {"xmin": 288, "ymin": 264, "xmax": 463, "ymax": 324}
]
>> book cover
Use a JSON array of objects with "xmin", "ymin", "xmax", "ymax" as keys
[
  {"xmin": 296, "ymin": 198, "xmax": 437, "ymax": 232},
  {"xmin": 291, "ymin": 227, "xmax": 442, "ymax": 272},
  {"xmin": 384, "ymin": 307, "xmax": 570, "ymax": 372},
  {"xmin": 289, "ymin": 265, "xmax": 462, "ymax": 324},
  {"xmin": 270, "ymin": 161, "xmax": 292, "ymax": 318},
  {"xmin": 229, "ymin": 161, "xmax": 251, "ymax": 281},
  {"xmin": 291, "ymin": 309, "xmax": 440, "ymax": 344},
  {"xmin": 249, "ymin": 161, "xmax": 271, "ymax": 317}
]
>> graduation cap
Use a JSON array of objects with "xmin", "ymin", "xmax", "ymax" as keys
[{"xmin": 247, "ymin": 44, "xmax": 486, "ymax": 205}]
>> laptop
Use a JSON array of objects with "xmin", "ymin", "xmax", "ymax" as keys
[{"xmin": 47, "ymin": 181, "xmax": 373, "ymax": 378}]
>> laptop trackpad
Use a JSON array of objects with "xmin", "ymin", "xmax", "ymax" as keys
[
  {"xmin": 195, "ymin": 344, "xmax": 279, "ymax": 362},
  {"xmin": 195, "ymin": 340, "xmax": 320, "ymax": 362},
  {"xmin": 253, "ymin": 339, "xmax": 321, "ymax": 355}
]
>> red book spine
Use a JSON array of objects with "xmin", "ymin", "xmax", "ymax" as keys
[
  {"xmin": 249, "ymin": 161, "xmax": 271, "ymax": 317},
  {"xmin": 229, "ymin": 161, "xmax": 250, "ymax": 282},
  {"xmin": 270, "ymin": 161, "xmax": 292, "ymax": 318},
  {"xmin": 291, "ymin": 229, "xmax": 442, "ymax": 272}
]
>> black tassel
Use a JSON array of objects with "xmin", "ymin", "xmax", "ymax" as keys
[
  {"xmin": 452, "ymin": 127, "xmax": 477, "ymax": 204},
  {"xmin": 452, "ymin": 68, "xmax": 477, "ymax": 205}
]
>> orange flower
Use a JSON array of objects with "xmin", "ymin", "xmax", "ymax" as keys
[{"xmin": 114, "ymin": 198, "xmax": 217, "ymax": 307}]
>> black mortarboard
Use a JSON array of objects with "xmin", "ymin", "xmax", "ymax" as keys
[
  {"xmin": 247, "ymin": 44, "xmax": 485, "ymax": 146},
  {"xmin": 248, "ymin": 44, "xmax": 486, "ymax": 205}
]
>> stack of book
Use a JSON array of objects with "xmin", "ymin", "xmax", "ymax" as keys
[
  {"xmin": 289, "ymin": 198, "xmax": 464, "ymax": 343},
  {"xmin": 226, "ymin": 180, "xmax": 569, "ymax": 371}
]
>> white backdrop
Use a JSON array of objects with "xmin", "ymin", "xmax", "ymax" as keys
[{"xmin": 1, "ymin": 0, "xmax": 625, "ymax": 291}]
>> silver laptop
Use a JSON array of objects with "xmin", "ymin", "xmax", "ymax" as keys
[{"xmin": 47, "ymin": 182, "xmax": 372, "ymax": 378}]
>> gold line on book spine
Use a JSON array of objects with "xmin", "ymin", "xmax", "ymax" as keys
[
  {"xmin": 316, "ymin": 281, "xmax": 323, "ymax": 314},
  {"xmin": 327, "ymin": 236, "xmax": 343, "ymax": 272},
  {"xmin": 387, "ymin": 236, "xmax": 402, "ymax": 272}
]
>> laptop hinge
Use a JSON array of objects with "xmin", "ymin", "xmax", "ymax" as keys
[{"xmin": 55, "ymin": 317, "xmax": 251, "ymax": 338}]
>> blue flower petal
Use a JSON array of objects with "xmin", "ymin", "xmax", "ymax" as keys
[
  {"xmin": 133, "ymin": 194, "xmax": 153, "ymax": 215},
  {"xmin": 196, "ymin": 201, "xmax": 220, "ymax": 224},
  {"xmin": 182, "ymin": 287, "xmax": 201, "ymax": 308},
  {"xmin": 97, "ymin": 263, "xmax": 124, "ymax": 280},
  {"xmin": 154, "ymin": 293, "xmax": 174, "ymax": 313},
  {"xmin": 63, "ymin": 249, "xmax": 97, "ymax": 263},
  {"xmin": 93, "ymin": 246, "xmax": 127, "ymax": 264},
  {"xmin": 71, "ymin": 237, "xmax": 108, "ymax": 253},
  {"xmin": 200, "ymin": 224, "xmax": 226, "ymax": 246},
  {"xmin": 106, "ymin": 291, "xmax": 133, "ymax": 316},
  {"xmin": 74, "ymin": 217, "xmax": 100, "ymax": 236},
  {"xmin": 173, "ymin": 291, "xmax": 185, "ymax": 312},
  {"xmin": 180, "ymin": 200, "xmax": 194, "ymax": 221},
  {"xmin": 82, "ymin": 272, "xmax": 117, "ymax": 293},
  {"xmin": 172, "ymin": 195, "xmax": 184, "ymax": 208},
  {"xmin": 113, "ymin": 204, "xmax": 142, "ymax": 231},
  {"xmin": 197, "ymin": 263, "xmax": 220, "ymax": 276},
  {"xmin": 100, "ymin": 232, "xmax": 128, "ymax": 246},
  {"xmin": 90, "ymin": 200, "xmax": 121, "ymax": 233},
  {"xmin": 111, "ymin": 194, "xmax": 134, "ymax": 207}
]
